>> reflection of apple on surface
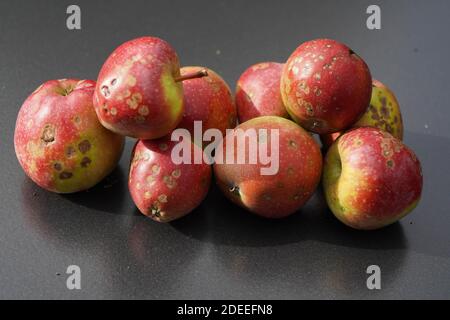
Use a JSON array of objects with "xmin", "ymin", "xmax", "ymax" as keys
[
  {"xmin": 235, "ymin": 62, "xmax": 289, "ymax": 123},
  {"xmin": 322, "ymin": 127, "xmax": 422, "ymax": 230},
  {"xmin": 321, "ymin": 79, "xmax": 403, "ymax": 149}
]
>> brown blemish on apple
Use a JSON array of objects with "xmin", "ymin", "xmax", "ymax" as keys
[
  {"xmin": 66, "ymin": 146, "xmax": 76, "ymax": 158},
  {"xmin": 78, "ymin": 140, "xmax": 91, "ymax": 154},
  {"xmin": 305, "ymin": 103, "xmax": 314, "ymax": 116},
  {"xmin": 146, "ymin": 175, "xmax": 156, "ymax": 185},
  {"xmin": 163, "ymin": 175, "xmax": 176, "ymax": 189},
  {"xmin": 73, "ymin": 116, "xmax": 81, "ymax": 125},
  {"xmin": 288, "ymin": 140, "xmax": 297, "ymax": 149},
  {"xmin": 80, "ymin": 156, "xmax": 92, "ymax": 168},
  {"xmin": 263, "ymin": 194, "xmax": 272, "ymax": 201},
  {"xmin": 135, "ymin": 115, "xmax": 145, "ymax": 123},
  {"xmin": 297, "ymin": 81, "xmax": 309, "ymax": 94},
  {"xmin": 229, "ymin": 184, "xmax": 240, "ymax": 196},
  {"xmin": 171, "ymin": 169, "xmax": 181, "ymax": 178},
  {"xmin": 149, "ymin": 203, "xmax": 161, "ymax": 218},
  {"xmin": 110, "ymin": 78, "xmax": 117, "ymax": 86},
  {"xmin": 41, "ymin": 124, "xmax": 55, "ymax": 144},
  {"xmin": 386, "ymin": 159, "xmax": 394, "ymax": 168},
  {"xmin": 138, "ymin": 105, "xmax": 149, "ymax": 116},
  {"xmin": 110, "ymin": 107, "xmax": 117, "ymax": 116},
  {"xmin": 101, "ymin": 85, "xmax": 110, "ymax": 97},
  {"xmin": 53, "ymin": 162, "xmax": 62, "ymax": 171},
  {"xmin": 59, "ymin": 171, "xmax": 73, "ymax": 179},
  {"xmin": 126, "ymin": 75, "xmax": 137, "ymax": 87},
  {"xmin": 158, "ymin": 194, "xmax": 168, "ymax": 203},
  {"xmin": 314, "ymin": 87, "xmax": 321, "ymax": 96},
  {"xmin": 126, "ymin": 92, "xmax": 142, "ymax": 109},
  {"xmin": 287, "ymin": 167, "xmax": 294, "ymax": 175},
  {"xmin": 151, "ymin": 164, "xmax": 161, "ymax": 175},
  {"xmin": 159, "ymin": 143, "xmax": 168, "ymax": 151},
  {"xmin": 144, "ymin": 191, "xmax": 151, "ymax": 199}
]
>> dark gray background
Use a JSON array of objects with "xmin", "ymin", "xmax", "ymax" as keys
[{"xmin": 1, "ymin": 0, "xmax": 449, "ymax": 299}]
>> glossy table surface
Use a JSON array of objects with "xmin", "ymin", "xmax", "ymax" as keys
[{"xmin": 1, "ymin": 0, "xmax": 449, "ymax": 299}]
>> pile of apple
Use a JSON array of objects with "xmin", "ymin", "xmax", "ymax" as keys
[{"xmin": 14, "ymin": 37, "xmax": 422, "ymax": 230}]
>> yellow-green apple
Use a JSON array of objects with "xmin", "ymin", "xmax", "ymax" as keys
[
  {"xmin": 214, "ymin": 116, "xmax": 322, "ymax": 218},
  {"xmin": 320, "ymin": 79, "xmax": 403, "ymax": 149},
  {"xmin": 93, "ymin": 36, "xmax": 206, "ymax": 139},
  {"xmin": 235, "ymin": 62, "xmax": 289, "ymax": 123},
  {"xmin": 129, "ymin": 137, "xmax": 211, "ymax": 222},
  {"xmin": 14, "ymin": 79, "xmax": 124, "ymax": 193},
  {"xmin": 323, "ymin": 127, "xmax": 422, "ymax": 230},
  {"xmin": 177, "ymin": 66, "xmax": 237, "ymax": 146},
  {"xmin": 281, "ymin": 39, "xmax": 372, "ymax": 134}
]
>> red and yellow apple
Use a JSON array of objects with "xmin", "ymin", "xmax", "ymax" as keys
[
  {"xmin": 14, "ymin": 79, "xmax": 124, "ymax": 193},
  {"xmin": 320, "ymin": 79, "xmax": 403, "ymax": 149},
  {"xmin": 213, "ymin": 116, "xmax": 322, "ymax": 218},
  {"xmin": 235, "ymin": 62, "xmax": 289, "ymax": 123},
  {"xmin": 177, "ymin": 66, "xmax": 237, "ymax": 145},
  {"xmin": 93, "ymin": 36, "xmax": 206, "ymax": 139},
  {"xmin": 281, "ymin": 39, "xmax": 372, "ymax": 134},
  {"xmin": 322, "ymin": 127, "xmax": 422, "ymax": 230},
  {"xmin": 129, "ymin": 137, "xmax": 211, "ymax": 222}
]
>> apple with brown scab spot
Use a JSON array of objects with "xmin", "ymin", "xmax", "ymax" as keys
[
  {"xmin": 129, "ymin": 137, "xmax": 211, "ymax": 222},
  {"xmin": 177, "ymin": 66, "xmax": 237, "ymax": 146},
  {"xmin": 213, "ymin": 116, "xmax": 322, "ymax": 218},
  {"xmin": 320, "ymin": 79, "xmax": 403, "ymax": 149},
  {"xmin": 235, "ymin": 62, "xmax": 289, "ymax": 123},
  {"xmin": 14, "ymin": 79, "xmax": 125, "ymax": 193},
  {"xmin": 281, "ymin": 38, "xmax": 372, "ymax": 134},
  {"xmin": 323, "ymin": 127, "xmax": 422, "ymax": 230},
  {"xmin": 94, "ymin": 36, "xmax": 207, "ymax": 139}
]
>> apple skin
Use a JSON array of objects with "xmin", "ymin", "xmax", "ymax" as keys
[
  {"xmin": 235, "ymin": 62, "xmax": 289, "ymax": 123},
  {"xmin": 322, "ymin": 127, "xmax": 422, "ymax": 230},
  {"xmin": 213, "ymin": 116, "xmax": 322, "ymax": 218},
  {"xmin": 93, "ymin": 36, "xmax": 184, "ymax": 139},
  {"xmin": 281, "ymin": 39, "xmax": 372, "ymax": 134},
  {"xmin": 320, "ymin": 79, "xmax": 403, "ymax": 149},
  {"xmin": 177, "ymin": 66, "xmax": 237, "ymax": 144},
  {"xmin": 14, "ymin": 79, "xmax": 125, "ymax": 193},
  {"xmin": 129, "ymin": 137, "xmax": 211, "ymax": 222}
]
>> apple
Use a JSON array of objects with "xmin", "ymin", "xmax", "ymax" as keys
[
  {"xmin": 213, "ymin": 116, "xmax": 322, "ymax": 218},
  {"xmin": 281, "ymin": 38, "xmax": 372, "ymax": 134},
  {"xmin": 320, "ymin": 79, "xmax": 403, "ymax": 149},
  {"xmin": 129, "ymin": 137, "xmax": 211, "ymax": 222},
  {"xmin": 235, "ymin": 62, "xmax": 289, "ymax": 123},
  {"xmin": 177, "ymin": 66, "xmax": 237, "ymax": 145},
  {"xmin": 14, "ymin": 79, "xmax": 125, "ymax": 193},
  {"xmin": 93, "ymin": 36, "xmax": 206, "ymax": 139},
  {"xmin": 322, "ymin": 127, "xmax": 422, "ymax": 230}
]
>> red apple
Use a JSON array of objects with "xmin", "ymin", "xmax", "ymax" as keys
[
  {"xmin": 14, "ymin": 79, "xmax": 125, "ymax": 193},
  {"xmin": 322, "ymin": 127, "xmax": 423, "ymax": 230},
  {"xmin": 177, "ymin": 66, "xmax": 237, "ymax": 145},
  {"xmin": 213, "ymin": 116, "xmax": 322, "ymax": 218},
  {"xmin": 281, "ymin": 39, "xmax": 372, "ymax": 134},
  {"xmin": 129, "ymin": 137, "xmax": 211, "ymax": 222},
  {"xmin": 320, "ymin": 79, "xmax": 403, "ymax": 149},
  {"xmin": 235, "ymin": 62, "xmax": 289, "ymax": 123},
  {"xmin": 93, "ymin": 36, "xmax": 206, "ymax": 139}
]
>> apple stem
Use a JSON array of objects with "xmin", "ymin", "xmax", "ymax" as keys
[{"xmin": 174, "ymin": 69, "xmax": 208, "ymax": 82}]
